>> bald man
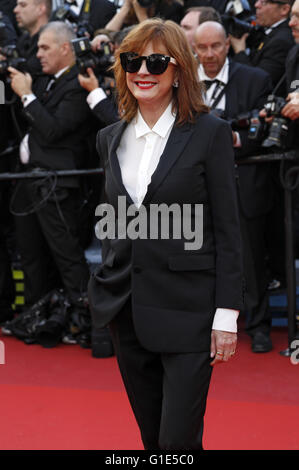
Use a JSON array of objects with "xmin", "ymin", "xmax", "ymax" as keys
[{"xmin": 195, "ymin": 21, "xmax": 275, "ymax": 353}]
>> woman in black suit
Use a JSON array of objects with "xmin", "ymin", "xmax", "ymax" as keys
[{"xmin": 88, "ymin": 18, "xmax": 243, "ymax": 450}]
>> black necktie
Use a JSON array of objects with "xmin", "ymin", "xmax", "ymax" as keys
[
  {"xmin": 46, "ymin": 76, "xmax": 57, "ymax": 91},
  {"xmin": 42, "ymin": 76, "xmax": 56, "ymax": 101},
  {"xmin": 203, "ymin": 79, "xmax": 220, "ymax": 91}
]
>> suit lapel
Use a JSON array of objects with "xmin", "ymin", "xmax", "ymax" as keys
[
  {"xmin": 105, "ymin": 117, "xmax": 195, "ymax": 207},
  {"xmin": 143, "ymin": 120, "xmax": 195, "ymax": 205},
  {"xmin": 225, "ymin": 61, "xmax": 240, "ymax": 117},
  {"xmin": 41, "ymin": 66, "xmax": 77, "ymax": 105},
  {"xmin": 106, "ymin": 120, "xmax": 135, "ymax": 205}
]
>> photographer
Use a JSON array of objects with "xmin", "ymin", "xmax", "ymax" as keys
[
  {"xmin": 52, "ymin": 0, "xmax": 116, "ymax": 39},
  {"xmin": 76, "ymin": 31, "xmax": 120, "ymax": 126},
  {"xmin": 195, "ymin": 21, "xmax": 275, "ymax": 352},
  {"xmin": 8, "ymin": 21, "xmax": 91, "ymax": 320},
  {"xmin": 180, "ymin": 6, "xmax": 222, "ymax": 49},
  {"xmin": 14, "ymin": 0, "xmax": 52, "ymax": 77},
  {"xmin": 105, "ymin": 0, "xmax": 184, "ymax": 32},
  {"xmin": 231, "ymin": 0, "xmax": 294, "ymax": 95}
]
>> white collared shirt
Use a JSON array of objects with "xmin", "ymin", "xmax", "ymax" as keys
[
  {"xmin": 198, "ymin": 57, "xmax": 229, "ymax": 110},
  {"xmin": 265, "ymin": 18, "xmax": 286, "ymax": 35},
  {"xmin": 117, "ymin": 101, "xmax": 176, "ymax": 208},
  {"xmin": 117, "ymin": 101, "xmax": 238, "ymax": 332},
  {"xmin": 197, "ymin": 58, "xmax": 241, "ymax": 148}
]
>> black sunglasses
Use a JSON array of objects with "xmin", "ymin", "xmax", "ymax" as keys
[{"xmin": 120, "ymin": 52, "xmax": 177, "ymax": 75}]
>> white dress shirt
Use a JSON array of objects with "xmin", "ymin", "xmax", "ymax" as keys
[
  {"xmin": 198, "ymin": 57, "xmax": 229, "ymax": 110},
  {"xmin": 198, "ymin": 58, "xmax": 241, "ymax": 148},
  {"xmin": 117, "ymin": 102, "xmax": 239, "ymax": 332}
]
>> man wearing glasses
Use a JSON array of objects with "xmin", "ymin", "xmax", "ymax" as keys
[{"xmin": 231, "ymin": 0, "xmax": 294, "ymax": 94}]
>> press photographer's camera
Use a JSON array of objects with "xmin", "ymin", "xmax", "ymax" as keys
[
  {"xmin": 262, "ymin": 95, "xmax": 289, "ymax": 148},
  {"xmin": 0, "ymin": 45, "xmax": 26, "ymax": 75},
  {"xmin": 72, "ymin": 36, "xmax": 114, "ymax": 76},
  {"xmin": 52, "ymin": 4, "xmax": 93, "ymax": 38}
]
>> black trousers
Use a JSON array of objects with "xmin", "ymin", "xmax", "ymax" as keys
[
  {"xmin": 109, "ymin": 299, "xmax": 213, "ymax": 450},
  {"xmin": 13, "ymin": 179, "xmax": 90, "ymax": 306},
  {"xmin": 239, "ymin": 208, "xmax": 272, "ymax": 336}
]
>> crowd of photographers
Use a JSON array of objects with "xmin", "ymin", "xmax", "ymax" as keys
[{"xmin": 0, "ymin": 0, "xmax": 298, "ymax": 356}]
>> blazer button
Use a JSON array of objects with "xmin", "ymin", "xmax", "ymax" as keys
[{"xmin": 133, "ymin": 266, "xmax": 142, "ymax": 273}]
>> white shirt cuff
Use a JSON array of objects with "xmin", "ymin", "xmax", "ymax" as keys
[
  {"xmin": 86, "ymin": 87, "xmax": 107, "ymax": 109},
  {"xmin": 212, "ymin": 308, "xmax": 239, "ymax": 333},
  {"xmin": 233, "ymin": 131, "xmax": 242, "ymax": 148},
  {"xmin": 21, "ymin": 93, "xmax": 36, "ymax": 107}
]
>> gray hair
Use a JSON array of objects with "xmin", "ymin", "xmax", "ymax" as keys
[{"xmin": 39, "ymin": 21, "xmax": 76, "ymax": 45}]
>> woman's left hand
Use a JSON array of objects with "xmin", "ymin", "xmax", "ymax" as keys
[{"xmin": 210, "ymin": 330, "xmax": 237, "ymax": 366}]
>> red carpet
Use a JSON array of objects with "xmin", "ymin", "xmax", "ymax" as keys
[{"xmin": 0, "ymin": 324, "xmax": 298, "ymax": 450}]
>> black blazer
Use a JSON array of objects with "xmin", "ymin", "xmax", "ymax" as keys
[
  {"xmin": 233, "ymin": 19, "xmax": 294, "ymax": 96},
  {"xmin": 78, "ymin": 0, "xmax": 116, "ymax": 34},
  {"xmin": 223, "ymin": 61, "xmax": 274, "ymax": 219},
  {"xmin": 22, "ymin": 66, "xmax": 92, "ymax": 186},
  {"xmin": 88, "ymin": 113, "xmax": 244, "ymax": 353}
]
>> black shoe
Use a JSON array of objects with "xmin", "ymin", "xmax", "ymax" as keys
[{"xmin": 251, "ymin": 332, "xmax": 273, "ymax": 353}]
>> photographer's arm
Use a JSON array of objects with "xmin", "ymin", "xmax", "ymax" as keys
[
  {"xmin": 105, "ymin": 0, "xmax": 132, "ymax": 32},
  {"xmin": 9, "ymin": 68, "xmax": 91, "ymax": 142},
  {"xmin": 229, "ymin": 33, "xmax": 249, "ymax": 55},
  {"xmin": 78, "ymin": 67, "xmax": 119, "ymax": 125}
]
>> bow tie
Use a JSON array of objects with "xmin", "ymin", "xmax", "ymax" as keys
[{"xmin": 203, "ymin": 79, "xmax": 222, "ymax": 91}]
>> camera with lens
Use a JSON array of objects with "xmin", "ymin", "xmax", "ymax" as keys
[
  {"xmin": 222, "ymin": 14, "xmax": 264, "ymax": 40},
  {"xmin": 0, "ymin": 45, "xmax": 26, "ymax": 75},
  {"xmin": 262, "ymin": 95, "xmax": 289, "ymax": 148},
  {"xmin": 246, "ymin": 96, "xmax": 289, "ymax": 148},
  {"xmin": 221, "ymin": 0, "xmax": 264, "ymax": 48},
  {"xmin": 72, "ymin": 36, "xmax": 114, "ymax": 77},
  {"xmin": 0, "ymin": 13, "xmax": 26, "ymax": 76},
  {"xmin": 52, "ymin": 4, "xmax": 93, "ymax": 38}
]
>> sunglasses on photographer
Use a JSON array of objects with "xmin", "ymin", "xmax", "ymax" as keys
[{"xmin": 120, "ymin": 52, "xmax": 177, "ymax": 75}]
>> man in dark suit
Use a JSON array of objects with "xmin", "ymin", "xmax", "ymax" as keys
[
  {"xmin": 8, "ymin": 21, "xmax": 91, "ymax": 310},
  {"xmin": 231, "ymin": 0, "xmax": 294, "ymax": 95},
  {"xmin": 230, "ymin": 0, "xmax": 294, "ymax": 298},
  {"xmin": 195, "ymin": 20, "xmax": 274, "ymax": 352},
  {"xmin": 52, "ymin": 0, "xmax": 116, "ymax": 37},
  {"xmin": 13, "ymin": 0, "xmax": 52, "ymax": 77}
]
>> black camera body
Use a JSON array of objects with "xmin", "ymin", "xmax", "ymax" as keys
[
  {"xmin": 72, "ymin": 36, "xmax": 114, "ymax": 76},
  {"xmin": 262, "ymin": 95, "xmax": 289, "ymax": 148},
  {"xmin": 52, "ymin": 5, "xmax": 93, "ymax": 38},
  {"xmin": 0, "ymin": 45, "xmax": 26, "ymax": 75}
]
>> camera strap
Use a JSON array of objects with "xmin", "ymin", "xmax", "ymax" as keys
[
  {"xmin": 209, "ymin": 82, "xmax": 227, "ymax": 109},
  {"xmin": 80, "ymin": 0, "xmax": 91, "ymax": 21},
  {"xmin": 209, "ymin": 63, "xmax": 240, "ymax": 110}
]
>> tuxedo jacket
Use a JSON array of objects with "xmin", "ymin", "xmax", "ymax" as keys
[
  {"xmin": 78, "ymin": 0, "xmax": 116, "ymax": 34},
  {"xmin": 22, "ymin": 65, "xmax": 92, "ymax": 186},
  {"xmin": 88, "ymin": 113, "xmax": 244, "ymax": 353},
  {"xmin": 233, "ymin": 19, "xmax": 294, "ymax": 96},
  {"xmin": 223, "ymin": 61, "xmax": 274, "ymax": 219}
]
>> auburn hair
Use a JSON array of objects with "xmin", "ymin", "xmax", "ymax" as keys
[{"xmin": 113, "ymin": 18, "xmax": 208, "ymax": 126}]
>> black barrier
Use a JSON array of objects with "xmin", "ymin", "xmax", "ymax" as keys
[
  {"xmin": 0, "ymin": 168, "xmax": 104, "ymax": 179},
  {"xmin": 0, "ymin": 154, "xmax": 299, "ymax": 356}
]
